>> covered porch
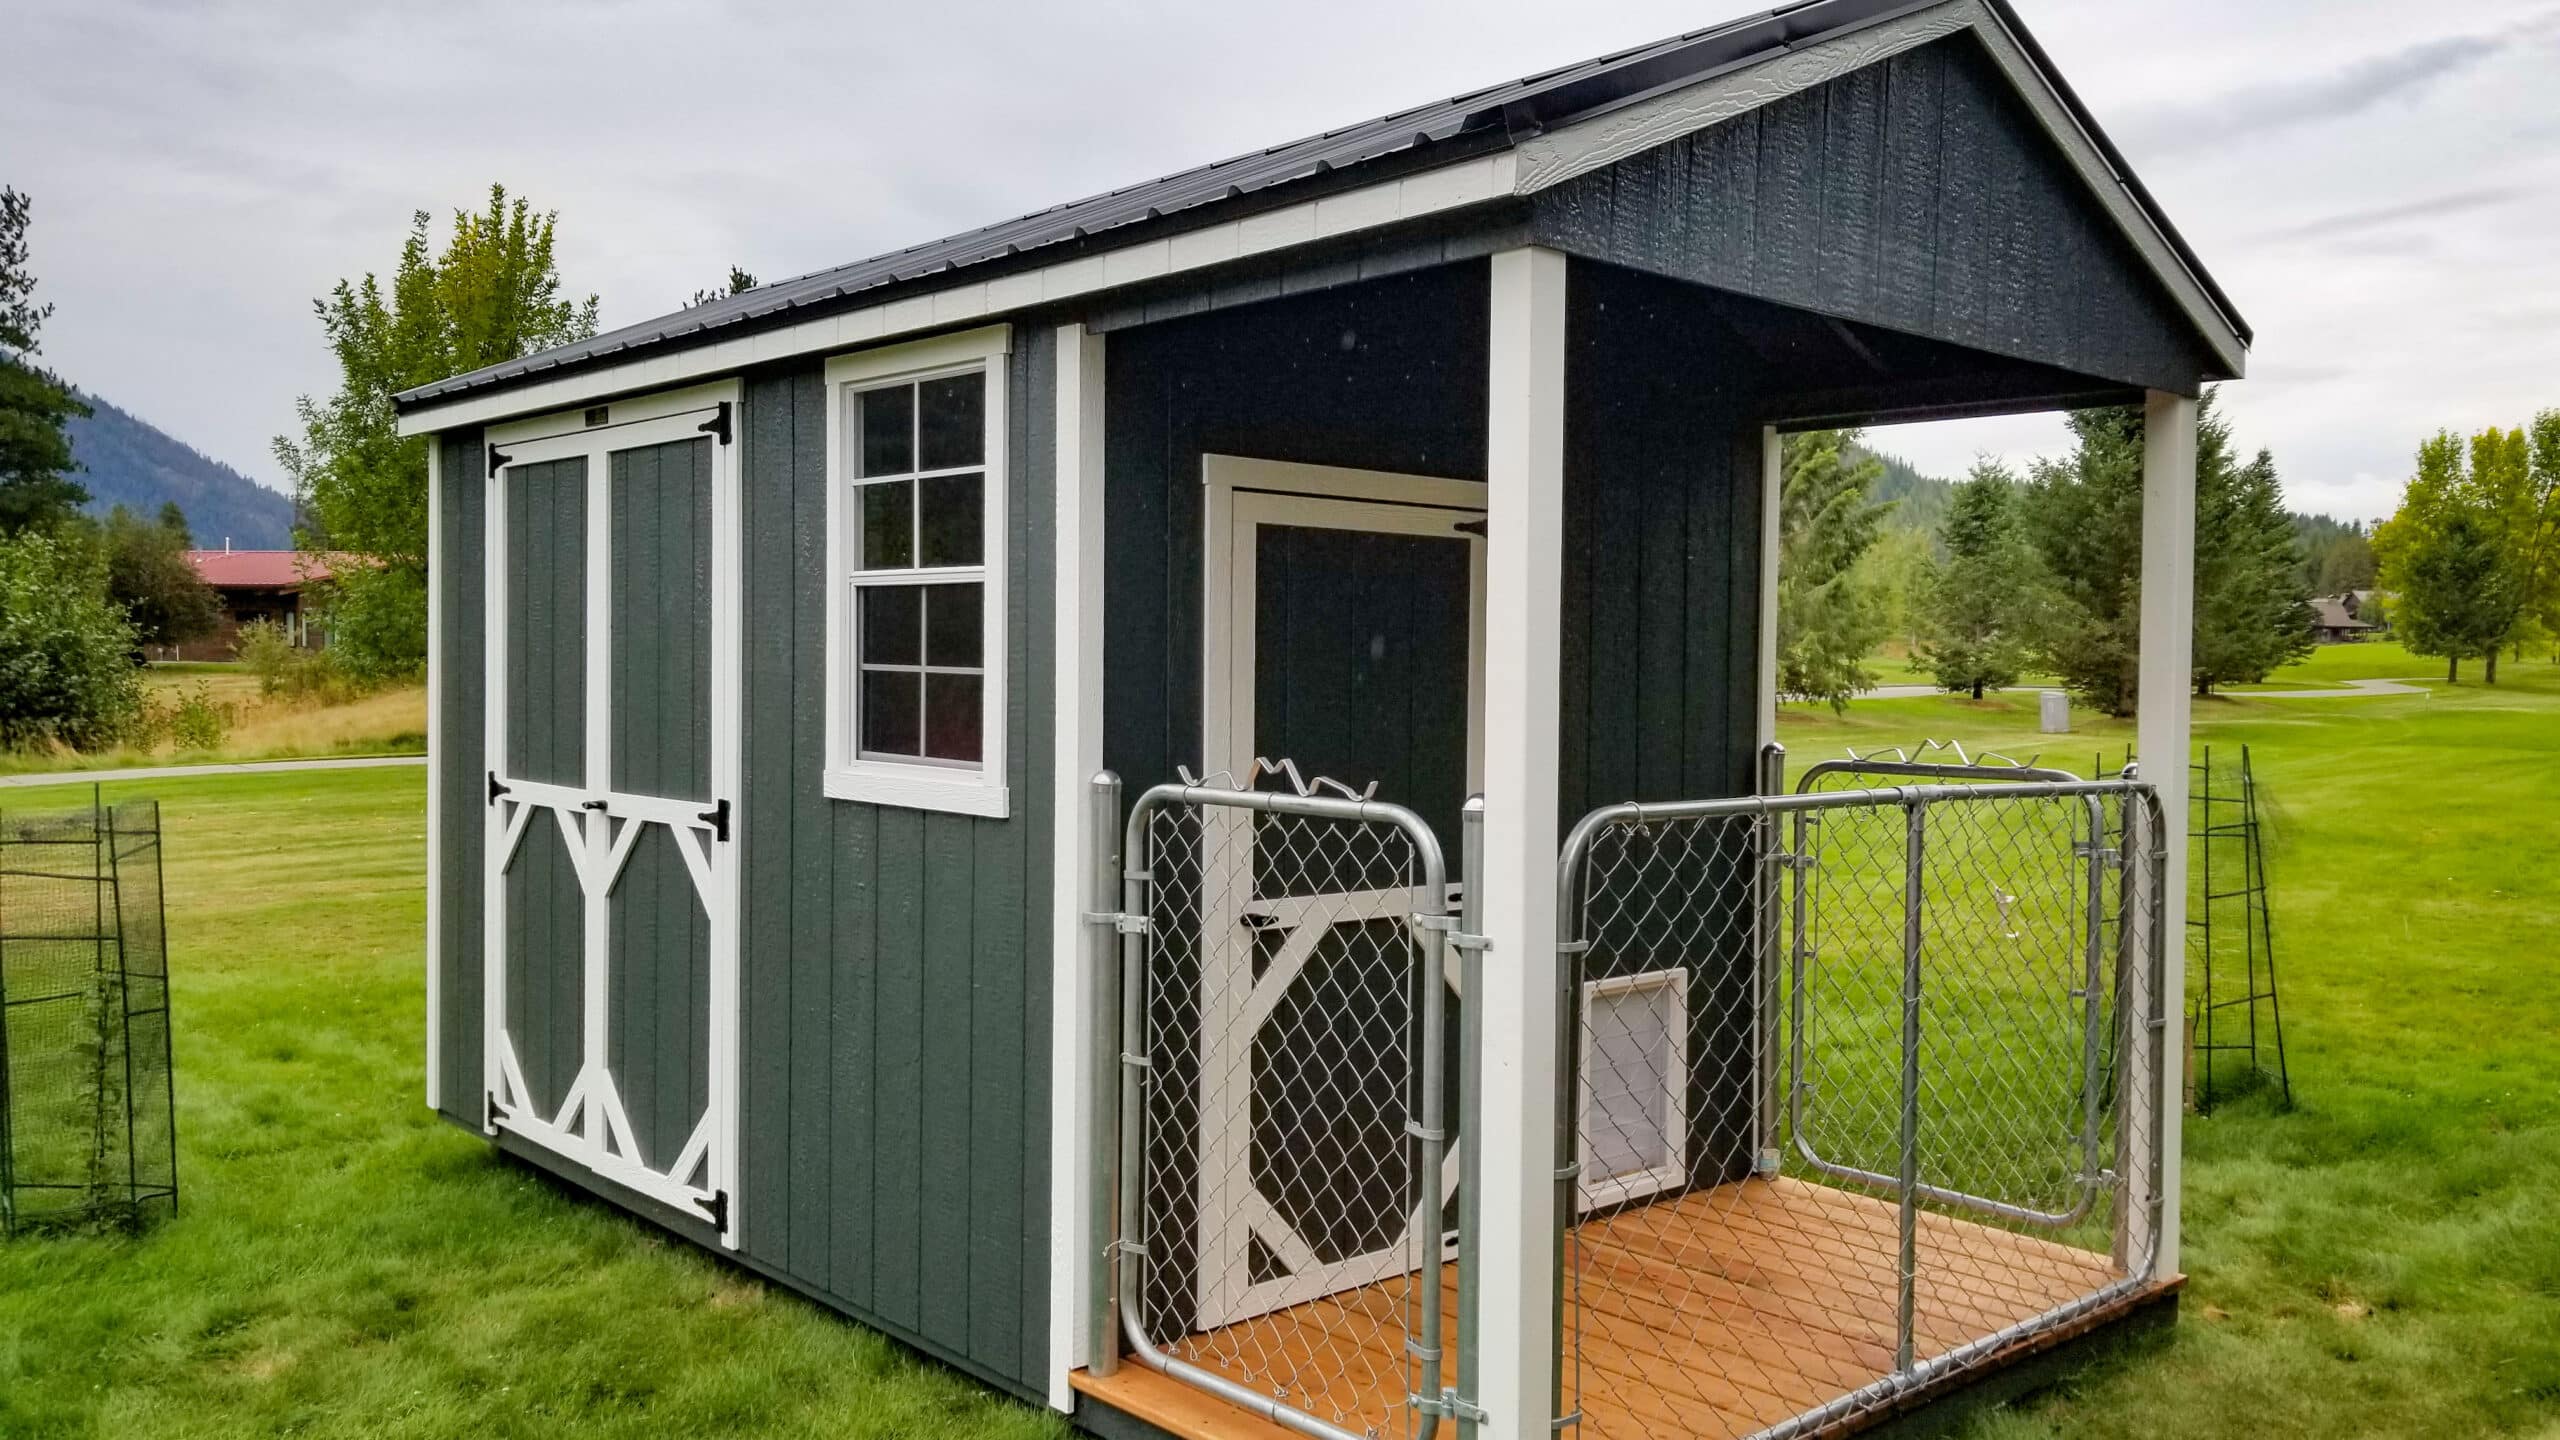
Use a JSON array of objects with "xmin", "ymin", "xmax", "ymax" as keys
[{"xmin": 1045, "ymin": 12, "xmax": 2238, "ymax": 1438}]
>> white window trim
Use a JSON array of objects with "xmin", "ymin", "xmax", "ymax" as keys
[{"xmin": 823, "ymin": 325, "xmax": 1012, "ymax": 817}]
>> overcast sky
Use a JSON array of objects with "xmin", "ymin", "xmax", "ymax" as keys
[{"xmin": 8, "ymin": 0, "xmax": 2558, "ymax": 523}]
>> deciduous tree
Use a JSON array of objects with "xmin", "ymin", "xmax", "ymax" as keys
[
  {"xmin": 276, "ymin": 185, "xmax": 598, "ymax": 679},
  {"xmin": 100, "ymin": 502, "xmax": 219, "ymax": 650},
  {"xmin": 0, "ymin": 187, "xmax": 90, "ymax": 534},
  {"xmin": 0, "ymin": 528, "xmax": 140, "ymax": 749}
]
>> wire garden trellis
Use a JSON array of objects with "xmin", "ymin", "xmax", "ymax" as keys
[
  {"xmin": 0, "ymin": 796, "xmax": 179, "ymax": 1236},
  {"xmin": 2188, "ymin": 745, "xmax": 2290, "ymax": 1109}
]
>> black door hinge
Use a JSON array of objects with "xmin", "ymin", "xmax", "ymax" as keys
[
  {"xmin": 700, "ymin": 1189, "xmax": 730, "ymax": 1230},
  {"xmin": 487, "ymin": 771, "xmax": 510, "ymax": 804},
  {"xmin": 488, "ymin": 443, "xmax": 513, "ymax": 473},
  {"xmin": 697, "ymin": 401, "xmax": 732, "ymax": 445},
  {"xmin": 697, "ymin": 797, "xmax": 732, "ymax": 843}
]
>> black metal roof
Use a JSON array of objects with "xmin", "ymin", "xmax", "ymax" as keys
[{"xmin": 396, "ymin": 0, "xmax": 2246, "ymax": 411}]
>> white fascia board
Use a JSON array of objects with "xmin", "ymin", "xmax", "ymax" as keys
[
  {"xmin": 1508, "ymin": 0, "xmax": 2248, "ymax": 380},
  {"xmin": 396, "ymin": 152, "xmax": 1518, "ymax": 438}
]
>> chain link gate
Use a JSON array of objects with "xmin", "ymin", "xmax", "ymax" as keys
[
  {"xmin": 1091, "ymin": 770, "xmax": 1474, "ymax": 1440},
  {"xmin": 1554, "ymin": 753, "xmax": 2169, "ymax": 1440}
]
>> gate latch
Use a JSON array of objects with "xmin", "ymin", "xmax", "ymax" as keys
[
  {"xmin": 1412, "ymin": 1387, "xmax": 1490, "ymax": 1426},
  {"xmin": 1084, "ymin": 910, "xmax": 1152, "ymax": 936}
]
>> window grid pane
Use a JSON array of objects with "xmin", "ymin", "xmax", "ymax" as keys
[{"xmin": 843, "ymin": 366, "xmax": 993, "ymax": 777}]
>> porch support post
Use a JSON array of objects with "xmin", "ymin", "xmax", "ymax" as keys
[
  {"xmin": 1478, "ymin": 246, "xmax": 1567, "ymax": 1440},
  {"xmin": 1048, "ymin": 322, "xmax": 1109, "ymax": 1407},
  {"xmin": 2134, "ymin": 388, "xmax": 2196, "ymax": 1282},
  {"xmin": 1756, "ymin": 425, "xmax": 1782, "ymax": 752}
]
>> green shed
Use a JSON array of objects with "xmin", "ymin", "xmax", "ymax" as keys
[{"xmin": 400, "ymin": 2, "xmax": 2241, "ymax": 1436}]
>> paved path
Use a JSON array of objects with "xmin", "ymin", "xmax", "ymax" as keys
[
  {"xmin": 1860, "ymin": 678, "xmax": 2431, "ymax": 701},
  {"xmin": 0, "ymin": 754, "xmax": 425, "ymax": 790},
  {"xmin": 2230, "ymin": 677, "xmax": 2430, "ymax": 699}
]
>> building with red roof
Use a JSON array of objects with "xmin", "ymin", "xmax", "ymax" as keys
[{"xmin": 175, "ymin": 547, "xmax": 337, "ymax": 661}]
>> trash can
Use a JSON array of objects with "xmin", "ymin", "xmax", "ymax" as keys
[{"xmin": 2038, "ymin": 689, "xmax": 2069, "ymax": 734}]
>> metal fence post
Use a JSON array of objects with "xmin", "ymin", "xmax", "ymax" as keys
[
  {"xmin": 1896, "ymin": 794, "xmax": 1925, "ymax": 1375},
  {"xmin": 1756, "ymin": 743, "xmax": 1786, "ymax": 1174},
  {"xmin": 1113, "ymin": 791, "xmax": 1154, "ymax": 1378},
  {"xmin": 1087, "ymin": 772, "xmax": 1124, "ymax": 1376},
  {"xmin": 1457, "ymin": 796, "xmax": 1486, "ymax": 1440}
]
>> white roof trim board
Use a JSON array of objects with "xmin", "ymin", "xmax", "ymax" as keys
[{"xmin": 395, "ymin": 0, "xmax": 2245, "ymax": 437}]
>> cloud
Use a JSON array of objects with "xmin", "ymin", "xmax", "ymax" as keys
[
  {"xmin": 2119, "ymin": 32, "xmax": 2510, "ymax": 154},
  {"xmin": 2244, "ymin": 186, "xmax": 2526, "ymax": 244}
]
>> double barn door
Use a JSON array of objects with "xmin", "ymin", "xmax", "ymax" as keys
[{"xmin": 481, "ymin": 385, "xmax": 743, "ymax": 1242}]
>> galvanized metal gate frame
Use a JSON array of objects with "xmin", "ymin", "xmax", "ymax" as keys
[
  {"xmin": 1553, "ymin": 764, "xmax": 2170, "ymax": 1438},
  {"xmin": 1087, "ymin": 773, "xmax": 1478, "ymax": 1440},
  {"xmin": 480, "ymin": 382, "xmax": 745, "ymax": 1245}
]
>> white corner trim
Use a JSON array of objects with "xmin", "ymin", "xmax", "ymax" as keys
[
  {"xmin": 424, "ymin": 435, "xmax": 442, "ymax": 1112},
  {"xmin": 820, "ymin": 328, "xmax": 1012, "ymax": 820},
  {"xmin": 394, "ymin": 154, "xmax": 1518, "ymax": 439},
  {"xmin": 1046, "ymin": 323, "xmax": 1106, "ymax": 1410},
  {"xmin": 1509, "ymin": 0, "xmax": 2247, "ymax": 379},
  {"xmin": 1756, "ymin": 425, "xmax": 1781, "ymax": 752}
]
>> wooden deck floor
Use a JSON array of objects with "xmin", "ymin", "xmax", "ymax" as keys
[{"xmin": 1074, "ymin": 1176, "xmax": 2162, "ymax": 1440}]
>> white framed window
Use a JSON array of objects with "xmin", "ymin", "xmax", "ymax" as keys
[{"xmin": 824, "ymin": 326, "xmax": 1011, "ymax": 816}]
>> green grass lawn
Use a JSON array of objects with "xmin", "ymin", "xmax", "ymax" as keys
[
  {"xmin": 4, "ymin": 660, "xmax": 2555, "ymax": 1438},
  {"xmin": 0, "ymin": 768, "xmax": 1058, "ymax": 1440}
]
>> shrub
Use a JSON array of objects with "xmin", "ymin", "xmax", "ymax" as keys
[
  {"xmin": 0, "ymin": 530, "xmax": 143, "ymax": 750},
  {"xmin": 238, "ymin": 619, "xmax": 360, "ymax": 703},
  {"xmin": 168, "ymin": 686, "xmax": 231, "ymax": 751}
]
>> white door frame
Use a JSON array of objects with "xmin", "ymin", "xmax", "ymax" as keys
[
  {"xmin": 481, "ymin": 381, "xmax": 745, "ymax": 1246},
  {"xmin": 1193, "ymin": 454, "xmax": 1485, "ymax": 1326}
]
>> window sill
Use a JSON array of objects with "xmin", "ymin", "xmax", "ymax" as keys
[{"xmin": 823, "ymin": 764, "xmax": 1010, "ymax": 819}]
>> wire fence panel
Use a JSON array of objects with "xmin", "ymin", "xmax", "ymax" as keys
[
  {"xmin": 1111, "ymin": 779, "xmax": 1458, "ymax": 1440},
  {"xmin": 1557, "ymin": 770, "xmax": 2166, "ymax": 1440},
  {"xmin": 0, "ymin": 799, "xmax": 178, "ymax": 1237}
]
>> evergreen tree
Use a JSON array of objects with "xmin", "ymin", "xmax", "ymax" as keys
[
  {"xmin": 687, "ymin": 266, "xmax": 758, "ymax": 307},
  {"xmin": 0, "ymin": 187, "xmax": 91, "ymax": 534},
  {"xmin": 1917, "ymin": 462, "xmax": 2041, "ymax": 699},
  {"xmin": 2019, "ymin": 389, "xmax": 2304, "ymax": 714},
  {"xmin": 1775, "ymin": 429, "xmax": 1890, "ymax": 711},
  {"xmin": 276, "ymin": 185, "xmax": 598, "ymax": 680},
  {"xmin": 2022, "ymin": 407, "xmax": 2146, "ymax": 715},
  {"xmin": 2192, "ymin": 443, "xmax": 2314, "ymax": 693}
]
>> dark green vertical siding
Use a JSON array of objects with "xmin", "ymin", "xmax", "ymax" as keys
[
  {"xmin": 732, "ymin": 330, "xmax": 1054, "ymax": 1397},
  {"xmin": 436, "ymin": 428, "xmax": 487, "ymax": 1128},
  {"xmin": 503, "ymin": 456, "xmax": 588, "ymax": 786},
  {"xmin": 431, "ymin": 331, "xmax": 1054, "ymax": 1400},
  {"xmin": 606, "ymin": 825, "xmax": 711, "ymax": 1172},
  {"xmin": 609, "ymin": 436, "xmax": 714, "ymax": 802},
  {"xmin": 502, "ymin": 814, "xmax": 586, "ymax": 1117}
]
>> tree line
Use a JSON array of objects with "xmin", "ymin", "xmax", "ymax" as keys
[
  {"xmin": 1777, "ymin": 392, "xmax": 2316, "ymax": 715},
  {"xmin": 2371, "ymin": 417, "xmax": 2560, "ymax": 682},
  {"xmin": 0, "ymin": 187, "xmax": 235, "ymax": 748}
]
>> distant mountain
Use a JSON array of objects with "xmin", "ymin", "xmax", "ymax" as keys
[
  {"xmin": 1857, "ymin": 448, "xmax": 1954, "ymax": 535},
  {"xmin": 63, "ymin": 390, "xmax": 297, "ymax": 549}
]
